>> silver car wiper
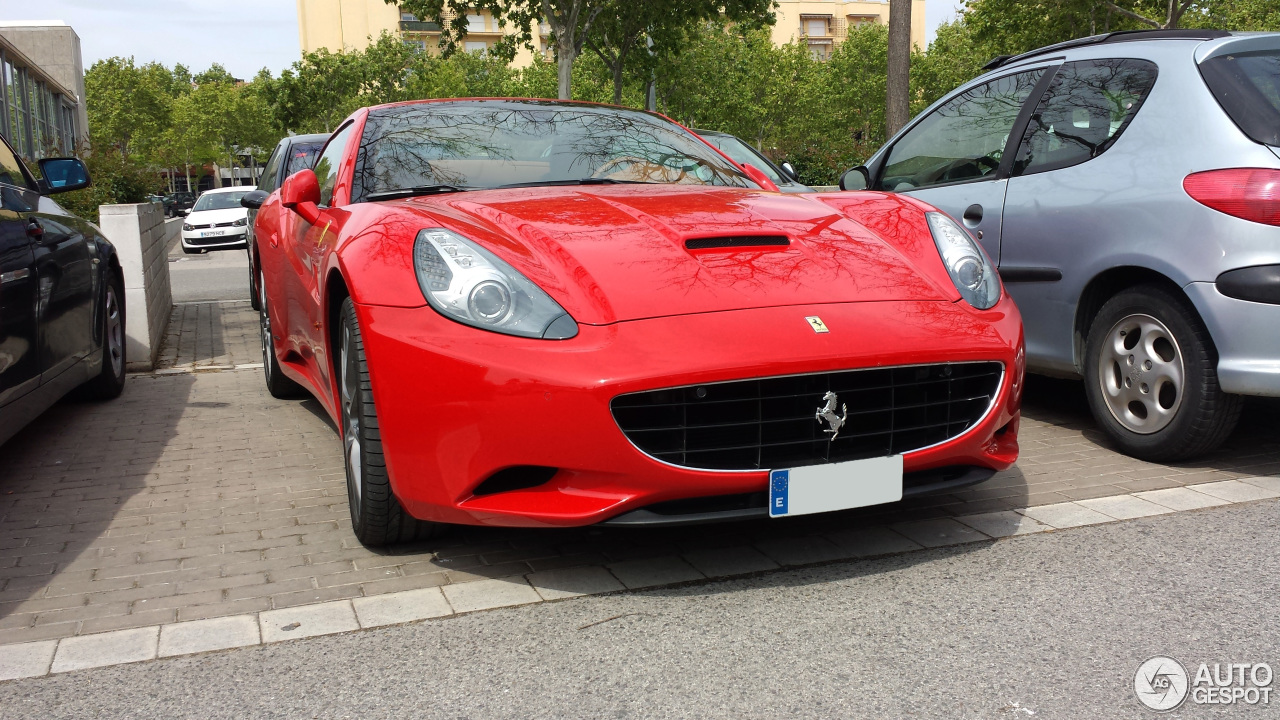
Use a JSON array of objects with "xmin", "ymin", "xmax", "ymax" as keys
[{"xmin": 365, "ymin": 185, "xmax": 473, "ymax": 201}]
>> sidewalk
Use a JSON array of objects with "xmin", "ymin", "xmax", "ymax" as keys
[
  {"xmin": 1, "ymin": 300, "xmax": 1278, "ymax": 656},
  {"xmin": 154, "ymin": 301, "xmax": 259, "ymax": 371}
]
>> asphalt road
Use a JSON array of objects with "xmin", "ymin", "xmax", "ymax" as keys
[
  {"xmin": 167, "ymin": 235, "xmax": 251, "ymax": 304},
  {"xmin": 3, "ymin": 500, "xmax": 1275, "ymax": 719}
]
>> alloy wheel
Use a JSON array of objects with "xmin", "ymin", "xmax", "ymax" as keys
[
  {"xmin": 1097, "ymin": 313, "xmax": 1185, "ymax": 434},
  {"xmin": 105, "ymin": 285, "xmax": 123, "ymax": 377},
  {"xmin": 258, "ymin": 270, "xmax": 273, "ymax": 383},
  {"xmin": 341, "ymin": 323, "xmax": 362, "ymax": 516}
]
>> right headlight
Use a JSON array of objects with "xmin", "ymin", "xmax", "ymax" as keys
[
  {"xmin": 926, "ymin": 212, "xmax": 1001, "ymax": 310},
  {"xmin": 412, "ymin": 228, "xmax": 578, "ymax": 339},
  {"xmin": 182, "ymin": 223, "xmax": 194, "ymax": 231}
]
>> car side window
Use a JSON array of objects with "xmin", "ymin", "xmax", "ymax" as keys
[
  {"xmin": 1012, "ymin": 59, "xmax": 1158, "ymax": 177},
  {"xmin": 257, "ymin": 145, "xmax": 284, "ymax": 193},
  {"xmin": 315, "ymin": 124, "xmax": 354, "ymax": 207},
  {"xmin": 0, "ymin": 141, "xmax": 30, "ymax": 190},
  {"xmin": 879, "ymin": 69, "xmax": 1046, "ymax": 192}
]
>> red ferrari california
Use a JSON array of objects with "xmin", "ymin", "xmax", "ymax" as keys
[{"xmin": 247, "ymin": 99, "xmax": 1024, "ymax": 546}]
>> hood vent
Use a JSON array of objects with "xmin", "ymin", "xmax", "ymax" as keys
[{"xmin": 685, "ymin": 235, "xmax": 790, "ymax": 250}]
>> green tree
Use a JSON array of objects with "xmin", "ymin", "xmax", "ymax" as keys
[
  {"xmin": 391, "ymin": 0, "xmax": 773, "ymax": 102},
  {"xmin": 84, "ymin": 57, "xmax": 172, "ymax": 160}
]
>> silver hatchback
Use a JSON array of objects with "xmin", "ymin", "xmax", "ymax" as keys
[{"xmin": 841, "ymin": 29, "xmax": 1280, "ymax": 461}]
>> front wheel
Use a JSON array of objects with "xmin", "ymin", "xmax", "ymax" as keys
[
  {"xmin": 79, "ymin": 270, "xmax": 126, "ymax": 400},
  {"xmin": 338, "ymin": 297, "xmax": 441, "ymax": 546},
  {"xmin": 1083, "ymin": 285, "xmax": 1241, "ymax": 461}
]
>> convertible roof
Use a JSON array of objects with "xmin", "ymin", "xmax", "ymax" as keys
[{"xmin": 983, "ymin": 29, "xmax": 1232, "ymax": 70}]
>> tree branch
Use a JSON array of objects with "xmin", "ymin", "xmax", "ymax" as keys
[{"xmin": 1103, "ymin": 2, "xmax": 1162, "ymax": 28}]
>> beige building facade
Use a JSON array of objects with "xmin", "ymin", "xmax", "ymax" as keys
[
  {"xmin": 771, "ymin": 0, "xmax": 928, "ymax": 61},
  {"xmin": 297, "ymin": 0, "xmax": 927, "ymax": 66}
]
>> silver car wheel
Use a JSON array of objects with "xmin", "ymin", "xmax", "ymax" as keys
[
  {"xmin": 1097, "ymin": 313, "xmax": 1185, "ymax": 434},
  {"xmin": 105, "ymin": 284, "xmax": 123, "ymax": 377},
  {"xmin": 258, "ymin": 270, "xmax": 272, "ymax": 383},
  {"xmin": 341, "ymin": 323, "xmax": 362, "ymax": 514}
]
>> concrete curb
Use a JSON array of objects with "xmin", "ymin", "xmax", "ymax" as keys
[{"xmin": 2, "ymin": 478, "xmax": 1276, "ymax": 682}]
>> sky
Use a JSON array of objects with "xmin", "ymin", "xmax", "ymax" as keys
[{"xmin": 1, "ymin": 0, "xmax": 964, "ymax": 80}]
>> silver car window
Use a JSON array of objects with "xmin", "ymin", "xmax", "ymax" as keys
[
  {"xmin": 880, "ymin": 69, "xmax": 1045, "ymax": 192},
  {"xmin": 1012, "ymin": 59, "xmax": 1158, "ymax": 177}
]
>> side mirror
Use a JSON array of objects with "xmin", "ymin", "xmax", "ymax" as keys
[
  {"xmin": 36, "ymin": 157, "xmax": 91, "ymax": 195},
  {"xmin": 839, "ymin": 166, "xmax": 871, "ymax": 191},
  {"xmin": 280, "ymin": 169, "xmax": 322, "ymax": 224},
  {"xmin": 241, "ymin": 189, "xmax": 269, "ymax": 210},
  {"xmin": 741, "ymin": 163, "xmax": 780, "ymax": 193},
  {"xmin": 780, "ymin": 161, "xmax": 799, "ymax": 182}
]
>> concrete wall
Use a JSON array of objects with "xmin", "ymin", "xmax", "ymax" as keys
[{"xmin": 97, "ymin": 204, "xmax": 174, "ymax": 371}]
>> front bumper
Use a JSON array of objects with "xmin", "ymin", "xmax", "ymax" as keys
[
  {"xmin": 358, "ymin": 297, "xmax": 1025, "ymax": 528},
  {"xmin": 1185, "ymin": 282, "xmax": 1280, "ymax": 396},
  {"xmin": 181, "ymin": 228, "xmax": 247, "ymax": 249}
]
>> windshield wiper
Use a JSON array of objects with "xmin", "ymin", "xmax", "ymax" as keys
[
  {"xmin": 494, "ymin": 178, "xmax": 659, "ymax": 189},
  {"xmin": 365, "ymin": 185, "xmax": 473, "ymax": 201}
]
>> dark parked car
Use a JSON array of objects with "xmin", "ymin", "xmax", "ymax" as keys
[
  {"xmin": 165, "ymin": 191, "xmax": 196, "ymax": 217},
  {"xmin": 695, "ymin": 129, "xmax": 812, "ymax": 192},
  {"xmin": 0, "ymin": 137, "xmax": 126, "ymax": 446},
  {"xmin": 241, "ymin": 133, "xmax": 328, "ymax": 309}
]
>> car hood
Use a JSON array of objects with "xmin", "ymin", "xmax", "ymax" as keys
[
  {"xmin": 377, "ymin": 185, "xmax": 951, "ymax": 325},
  {"xmin": 186, "ymin": 207, "xmax": 246, "ymax": 225}
]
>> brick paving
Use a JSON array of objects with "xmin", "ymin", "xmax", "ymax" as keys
[
  {"xmin": 1, "ymin": 302, "xmax": 1278, "ymax": 647},
  {"xmin": 154, "ymin": 301, "xmax": 259, "ymax": 370}
]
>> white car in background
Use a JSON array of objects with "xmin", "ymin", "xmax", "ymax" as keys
[{"xmin": 180, "ymin": 186, "xmax": 252, "ymax": 254}]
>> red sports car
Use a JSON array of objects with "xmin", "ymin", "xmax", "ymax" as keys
[{"xmin": 247, "ymin": 99, "xmax": 1024, "ymax": 546}]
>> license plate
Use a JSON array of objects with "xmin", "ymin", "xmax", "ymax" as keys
[
  {"xmin": 769, "ymin": 455, "xmax": 903, "ymax": 518},
  {"xmin": 202, "ymin": 229, "xmax": 227, "ymax": 237}
]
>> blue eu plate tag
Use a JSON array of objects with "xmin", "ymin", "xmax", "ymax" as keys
[{"xmin": 769, "ymin": 469, "xmax": 789, "ymax": 517}]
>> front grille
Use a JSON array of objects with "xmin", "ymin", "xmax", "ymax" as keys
[{"xmin": 611, "ymin": 362, "xmax": 1003, "ymax": 471}]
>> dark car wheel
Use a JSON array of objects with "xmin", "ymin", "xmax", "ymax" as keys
[
  {"xmin": 80, "ymin": 270, "xmax": 126, "ymax": 400},
  {"xmin": 338, "ymin": 297, "xmax": 441, "ymax": 546},
  {"xmin": 248, "ymin": 248, "xmax": 261, "ymax": 311},
  {"xmin": 1084, "ymin": 284, "xmax": 1241, "ymax": 461},
  {"xmin": 259, "ymin": 268, "xmax": 306, "ymax": 399}
]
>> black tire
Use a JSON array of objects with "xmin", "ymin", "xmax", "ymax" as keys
[
  {"xmin": 337, "ymin": 297, "xmax": 441, "ymax": 546},
  {"xmin": 1083, "ymin": 284, "xmax": 1241, "ymax": 461},
  {"xmin": 80, "ymin": 269, "xmax": 126, "ymax": 400},
  {"xmin": 258, "ymin": 267, "xmax": 306, "ymax": 399},
  {"xmin": 247, "ymin": 247, "xmax": 261, "ymax": 311}
]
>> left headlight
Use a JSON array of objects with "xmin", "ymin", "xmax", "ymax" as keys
[
  {"xmin": 182, "ymin": 223, "xmax": 194, "ymax": 231},
  {"xmin": 412, "ymin": 228, "xmax": 578, "ymax": 339},
  {"xmin": 234, "ymin": 217, "xmax": 248, "ymax": 227},
  {"xmin": 926, "ymin": 212, "xmax": 1001, "ymax": 310}
]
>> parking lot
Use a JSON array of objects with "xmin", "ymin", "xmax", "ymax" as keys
[{"xmin": 3, "ymin": 299, "xmax": 1279, "ymax": 650}]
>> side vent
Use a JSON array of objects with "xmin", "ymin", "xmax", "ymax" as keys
[
  {"xmin": 471, "ymin": 466, "xmax": 559, "ymax": 496},
  {"xmin": 685, "ymin": 235, "xmax": 790, "ymax": 250}
]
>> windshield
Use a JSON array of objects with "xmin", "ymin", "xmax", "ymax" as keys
[
  {"xmin": 351, "ymin": 100, "xmax": 753, "ymax": 201},
  {"xmin": 192, "ymin": 190, "xmax": 249, "ymax": 212},
  {"xmin": 1201, "ymin": 49, "xmax": 1280, "ymax": 146},
  {"xmin": 699, "ymin": 133, "xmax": 785, "ymax": 184}
]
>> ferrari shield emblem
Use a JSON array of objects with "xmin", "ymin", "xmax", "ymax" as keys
[{"xmin": 805, "ymin": 316, "xmax": 829, "ymax": 333}]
